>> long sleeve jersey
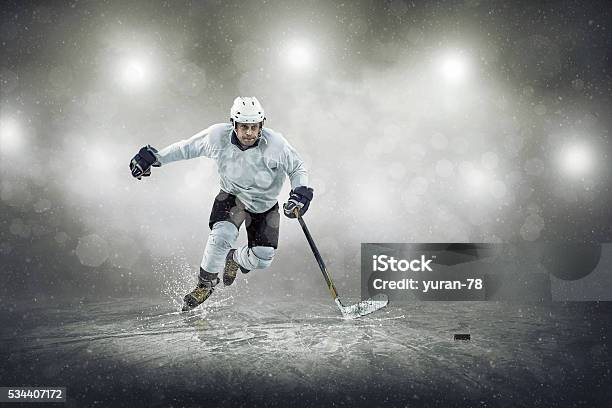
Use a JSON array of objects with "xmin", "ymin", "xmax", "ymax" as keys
[{"xmin": 155, "ymin": 123, "xmax": 309, "ymax": 213}]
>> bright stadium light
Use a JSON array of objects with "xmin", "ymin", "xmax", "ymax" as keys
[
  {"xmin": 0, "ymin": 117, "xmax": 22, "ymax": 154},
  {"xmin": 559, "ymin": 141, "xmax": 594, "ymax": 178},
  {"xmin": 124, "ymin": 60, "xmax": 145, "ymax": 82},
  {"xmin": 118, "ymin": 56, "xmax": 151, "ymax": 89},
  {"xmin": 438, "ymin": 51, "xmax": 470, "ymax": 84},
  {"xmin": 284, "ymin": 42, "xmax": 314, "ymax": 70}
]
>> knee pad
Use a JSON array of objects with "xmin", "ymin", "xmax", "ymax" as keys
[
  {"xmin": 249, "ymin": 246, "xmax": 275, "ymax": 269},
  {"xmin": 209, "ymin": 221, "xmax": 239, "ymax": 248}
]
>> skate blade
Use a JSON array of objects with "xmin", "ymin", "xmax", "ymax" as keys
[
  {"xmin": 182, "ymin": 294, "xmax": 200, "ymax": 312},
  {"xmin": 336, "ymin": 294, "xmax": 389, "ymax": 319}
]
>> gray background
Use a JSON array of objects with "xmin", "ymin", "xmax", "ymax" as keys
[{"xmin": 1, "ymin": 0, "xmax": 611, "ymax": 303}]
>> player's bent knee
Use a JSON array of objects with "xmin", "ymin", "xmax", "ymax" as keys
[
  {"xmin": 210, "ymin": 221, "xmax": 239, "ymax": 247},
  {"xmin": 251, "ymin": 246, "xmax": 275, "ymax": 269}
]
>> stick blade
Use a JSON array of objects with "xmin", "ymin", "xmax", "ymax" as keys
[{"xmin": 336, "ymin": 294, "xmax": 389, "ymax": 319}]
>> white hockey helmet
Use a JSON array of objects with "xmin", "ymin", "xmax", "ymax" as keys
[{"xmin": 230, "ymin": 96, "xmax": 265, "ymax": 126}]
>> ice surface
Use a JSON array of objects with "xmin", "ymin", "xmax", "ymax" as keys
[{"xmin": 1, "ymin": 296, "xmax": 610, "ymax": 407}]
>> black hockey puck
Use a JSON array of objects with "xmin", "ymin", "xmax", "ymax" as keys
[{"xmin": 454, "ymin": 333, "xmax": 471, "ymax": 341}]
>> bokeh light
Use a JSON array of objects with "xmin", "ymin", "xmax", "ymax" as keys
[
  {"xmin": 559, "ymin": 141, "xmax": 594, "ymax": 178},
  {"xmin": 0, "ymin": 116, "xmax": 23, "ymax": 155},
  {"xmin": 437, "ymin": 51, "xmax": 471, "ymax": 84},
  {"xmin": 117, "ymin": 56, "xmax": 151, "ymax": 89},
  {"xmin": 284, "ymin": 41, "xmax": 314, "ymax": 70}
]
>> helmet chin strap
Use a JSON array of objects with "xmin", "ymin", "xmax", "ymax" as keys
[{"xmin": 258, "ymin": 119, "xmax": 264, "ymax": 138}]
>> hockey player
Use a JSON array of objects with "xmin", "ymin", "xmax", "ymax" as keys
[{"xmin": 129, "ymin": 97, "xmax": 314, "ymax": 311}]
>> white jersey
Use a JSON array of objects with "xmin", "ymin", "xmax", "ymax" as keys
[{"xmin": 155, "ymin": 123, "xmax": 309, "ymax": 213}]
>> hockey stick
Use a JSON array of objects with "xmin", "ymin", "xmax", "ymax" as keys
[{"xmin": 293, "ymin": 208, "xmax": 388, "ymax": 319}]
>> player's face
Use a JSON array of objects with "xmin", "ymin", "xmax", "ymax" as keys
[{"xmin": 235, "ymin": 122, "xmax": 261, "ymax": 146}]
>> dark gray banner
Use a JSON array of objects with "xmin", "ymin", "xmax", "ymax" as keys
[
  {"xmin": 361, "ymin": 243, "xmax": 612, "ymax": 302},
  {"xmin": 0, "ymin": 387, "xmax": 67, "ymax": 403}
]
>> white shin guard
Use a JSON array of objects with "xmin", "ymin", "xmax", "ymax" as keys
[{"xmin": 200, "ymin": 221, "xmax": 239, "ymax": 274}]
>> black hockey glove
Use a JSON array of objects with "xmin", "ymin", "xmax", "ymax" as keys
[
  {"xmin": 130, "ymin": 145, "xmax": 161, "ymax": 180},
  {"xmin": 283, "ymin": 186, "xmax": 314, "ymax": 218}
]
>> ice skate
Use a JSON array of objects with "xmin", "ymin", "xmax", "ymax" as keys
[
  {"xmin": 223, "ymin": 249, "xmax": 250, "ymax": 286},
  {"xmin": 182, "ymin": 270, "xmax": 219, "ymax": 311}
]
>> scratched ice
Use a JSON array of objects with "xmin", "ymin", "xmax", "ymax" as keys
[{"xmin": 1, "ymin": 289, "xmax": 610, "ymax": 407}]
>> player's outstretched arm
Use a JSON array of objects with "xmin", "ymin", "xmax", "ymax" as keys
[
  {"xmin": 129, "ymin": 125, "xmax": 219, "ymax": 180},
  {"xmin": 154, "ymin": 126, "xmax": 218, "ymax": 165}
]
